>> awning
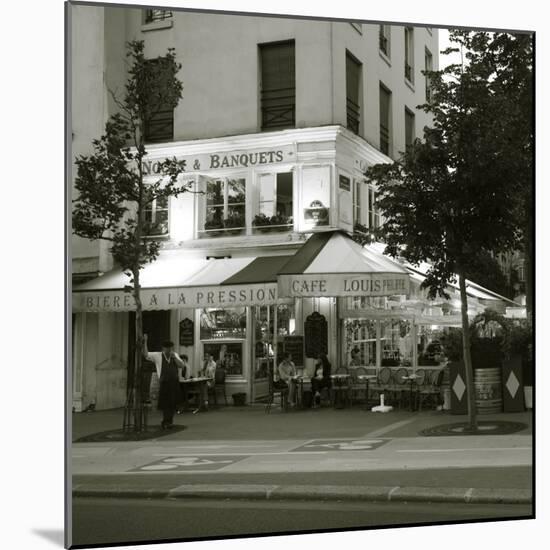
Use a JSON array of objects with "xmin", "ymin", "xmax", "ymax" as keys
[
  {"xmin": 72, "ymin": 252, "xmax": 293, "ymax": 312},
  {"xmin": 278, "ymin": 231, "xmax": 410, "ymax": 298}
]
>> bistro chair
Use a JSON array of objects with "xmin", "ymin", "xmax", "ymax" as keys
[
  {"xmin": 208, "ymin": 367, "xmax": 228, "ymax": 407},
  {"xmin": 350, "ymin": 366, "xmax": 368, "ymax": 406},
  {"xmin": 265, "ymin": 368, "xmax": 289, "ymax": 414},
  {"xmin": 417, "ymin": 369, "xmax": 445, "ymax": 411},
  {"xmin": 373, "ymin": 367, "xmax": 394, "ymax": 403}
]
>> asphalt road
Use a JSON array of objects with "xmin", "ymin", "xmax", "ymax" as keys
[{"xmin": 71, "ymin": 497, "xmax": 533, "ymax": 547}]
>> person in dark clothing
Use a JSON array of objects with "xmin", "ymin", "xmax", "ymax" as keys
[
  {"xmin": 143, "ymin": 334, "xmax": 186, "ymax": 429},
  {"xmin": 311, "ymin": 352, "xmax": 331, "ymax": 407}
]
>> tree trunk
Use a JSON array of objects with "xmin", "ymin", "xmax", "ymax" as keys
[
  {"xmin": 524, "ymin": 218, "xmax": 532, "ymax": 318},
  {"xmin": 133, "ymin": 266, "xmax": 144, "ymax": 432},
  {"xmin": 458, "ymin": 270, "xmax": 477, "ymax": 430}
]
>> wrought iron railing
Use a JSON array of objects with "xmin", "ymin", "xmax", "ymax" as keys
[
  {"xmin": 405, "ymin": 63, "xmax": 413, "ymax": 82},
  {"xmin": 379, "ymin": 34, "xmax": 389, "ymax": 56},
  {"xmin": 379, "ymin": 125, "xmax": 390, "ymax": 156},
  {"xmin": 145, "ymin": 9, "xmax": 173, "ymax": 23},
  {"xmin": 346, "ymin": 97, "xmax": 360, "ymax": 135},
  {"xmin": 261, "ymin": 86, "xmax": 295, "ymax": 129}
]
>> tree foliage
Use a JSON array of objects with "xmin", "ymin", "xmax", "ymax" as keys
[
  {"xmin": 72, "ymin": 40, "xmax": 188, "ymax": 431},
  {"xmin": 363, "ymin": 30, "xmax": 533, "ymax": 429}
]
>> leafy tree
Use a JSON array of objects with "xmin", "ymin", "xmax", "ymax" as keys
[
  {"xmin": 73, "ymin": 41, "xmax": 189, "ymax": 432},
  {"xmin": 363, "ymin": 31, "xmax": 532, "ymax": 430}
]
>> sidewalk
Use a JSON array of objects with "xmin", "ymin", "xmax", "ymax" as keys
[{"xmin": 71, "ymin": 406, "xmax": 533, "ymax": 505}]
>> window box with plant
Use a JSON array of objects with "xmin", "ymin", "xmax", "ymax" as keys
[
  {"xmin": 252, "ymin": 213, "xmax": 293, "ymax": 233},
  {"xmin": 223, "ymin": 212, "xmax": 246, "ymax": 235}
]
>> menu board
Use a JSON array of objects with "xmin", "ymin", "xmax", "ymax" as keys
[
  {"xmin": 304, "ymin": 312, "xmax": 328, "ymax": 358},
  {"xmin": 283, "ymin": 335, "xmax": 304, "ymax": 366},
  {"xmin": 179, "ymin": 318, "xmax": 194, "ymax": 346}
]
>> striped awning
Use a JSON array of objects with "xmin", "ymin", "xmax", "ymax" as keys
[
  {"xmin": 72, "ymin": 252, "xmax": 293, "ymax": 312},
  {"xmin": 278, "ymin": 231, "xmax": 410, "ymax": 298}
]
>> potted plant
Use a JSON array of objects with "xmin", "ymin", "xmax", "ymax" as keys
[
  {"xmin": 204, "ymin": 219, "xmax": 224, "ymax": 236},
  {"xmin": 223, "ymin": 213, "xmax": 245, "ymax": 235},
  {"xmin": 270, "ymin": 213, "xmax": 292, "ymax": 231},
  {"xmin": 252, "ymin": 213, "xmax": 273, "ymax": 233}
]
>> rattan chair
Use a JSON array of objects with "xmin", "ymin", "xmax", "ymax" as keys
[
  {"xmin": 417, "ymin": 369, "xmax": 445, "ymax": 410},
  {"xmin": 265, "ymin": 368, "xmax": 289, "ymax": 414}
]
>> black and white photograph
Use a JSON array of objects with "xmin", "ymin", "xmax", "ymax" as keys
[{"xmin": 64, "ymin": 2, "xmax": 536, "ymax": 547}]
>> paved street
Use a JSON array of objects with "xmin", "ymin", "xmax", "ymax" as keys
[
  {"xmin": 72, "ymin": 497, "xmax": 532, "ymax": 547},
  {"xmin": 72, "ymin": 408, "xmax": 532, "ymax": 476}
]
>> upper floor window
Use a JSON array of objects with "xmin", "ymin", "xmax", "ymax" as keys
[
  {"xmin": 254, "ymin": 172, "xmax": 293, "ymax": 233},
  {"xmin": 144, "ymin": 195, "xmax": 169, "ymax": 237},
  {"xmin": 405, "ymin": 107, "xmax": 415, "ymax": 150},
  {"xmin": 425, "ymin": 48, "xmax": 433, "ymax": 101},
  {"xmin": 404, "ymin": 27, "xmax": 414, "ymax": 83},
  {"xmin": 259, "ymin": 41, "xmax": 295, "ymax": 130},
  {"xmin": 379, "ymin": 84, "xmax": 392, "ymax": 156},
  {"xmin": 368, "ymin": 187, "xmax": 381, "ymax": 229},
  {"xmin": 199, "ymin": 177, "xmax": 246, "ymax": 238},
  {"xmin": 144, "ymin": 9, "xmax": 173, "ymax": 23},
  {"xmin": 346, "ymin": 51, "xmax": 362, "ymax": 135},
  {"xmin": 379, "ymin": 25, "xmax": 391, "ymax": 57},
  {"xmin": 143, "ymin": 59, "xmax": 175, "ymax": 143},
  {"xmin": 353, "ymin": 179, "xmax": 362, "ymax": 225}
]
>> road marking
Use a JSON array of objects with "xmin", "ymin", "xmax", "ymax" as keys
[
  {"xmin": 397, "ymin": 447, "xmax": 531, "ymax": 453},
  {"xmin": 152, "ymin": 451, "xmax": 327, "ymax": 457},
  {"xmin": 362, "ymin": 418, "xmax": 417, "ymax": 438},
  {"xmin": 387, "ymin": 486, "xmax": 400, "ymax": 501}
]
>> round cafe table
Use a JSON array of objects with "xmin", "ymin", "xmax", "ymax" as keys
[
  {"xmin": 330, "ymin": 374, "xmax": 351, "ymax": 409},
  {"xmin": 357, "ymin": 374, "xmax": 378, "ymax": 410},
  {"xmin": 180, "ymin": 377, "xmax": 214, "ymax": 413},
  {"xmin": 290, "ymin": 376, "xmax": 311, "ymax": 408}
]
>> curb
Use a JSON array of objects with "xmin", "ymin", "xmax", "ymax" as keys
[{"xmin": 72, "ymin": 483, "xmax": 532, "ymax": 505}]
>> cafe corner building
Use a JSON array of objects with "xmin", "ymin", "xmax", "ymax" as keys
[{"xmin": 71, "ymin": 126, "xmax": 519, "ymax": 412}]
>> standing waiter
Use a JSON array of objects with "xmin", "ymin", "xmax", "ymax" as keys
[{"xmin": 143, "ymin": 334, "xmax": 186, "ymax": 429}]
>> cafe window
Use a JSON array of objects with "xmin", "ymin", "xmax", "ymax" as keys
[
  {"xmin": 200, "ymin": 307, "xmax": 247, "ymax": 340},
  {"xmin": 144, "ymin": 195, "xmax": 169, "ymax": 237},
  {"xmin": 425, "ymin": 48, "xmax": 433, "ymax": 101},
  {"xmin": 259, "ymin": 40, "xmax": 296, "ymax": 130},
  {"xmin": 404, "ymin": 27, "xmax": 414, "ymax": 83},
  {"xmin": 346, "ymin": 51, "xmax": 362, "ymax": 135},
  {"xmin": 381, "ymin": 319, "xmax": 413, "ymax": 367},
  {"xmin": 379, "ymin": 25, "xmax": 390, "ymax": 57},
  {"xmin": 143, "ymin": 59, "xmax": 175, "ymax": 143},
  {"xmin": 199, "ymin": 176, "xmax": 246, "ymax": 238},
  {"xmin": 203, "ymin": 342, "xmax": 243, "ymax": 376},
  {"xmin": 405, "ymin": 107, "xmax": 415, "ymax": 150},
  {"xmin": 301, "ymin": 165, "xmax": 331, "ymax": 229},
  {"xmin": 345, "ymin": 319, "xmax": 377, "ymax": 367},
  {"xmin": 379, "ymin": 84, "xmax": 392, "ymax": 156},
  {"xmin": 254, "ymin": 172, "xmax": 293, "ymax": 233},
  {"xmin": 368, "ymin": 186, "xmax": 381, "ymax": 229}
]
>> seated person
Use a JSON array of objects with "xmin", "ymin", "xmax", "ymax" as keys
[
  {"xmin": 350, "ymin": 347, "xmax": 362, "ymax": 366},
  {"xmin": 311, "ymin": 352, "xmax": 332, "ymax": 407},
  {"xmin": 277, "ymin": 353, "xmax": 297, "ymax": 406},
  {"xmin": 177, "ymin": 354, "xmax": 190, "ymax": 413},
  {"xmin": 203, "ymin": 354, "xmax": 217, "ymax": 388}
]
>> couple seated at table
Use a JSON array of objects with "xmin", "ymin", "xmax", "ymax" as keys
[{"xmin": 276, "ymin": 352, "xmax": 332, "ymax": 408}]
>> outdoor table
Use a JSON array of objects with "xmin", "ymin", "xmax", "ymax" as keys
[
  {"xmin": 290, "ymin": 375, "xmax": 311, "ymax": 408},
  {"xmin": 357, "ymin": 374, "xmax": 378, "ymax": 410},
  {"xmin": 401, "ymin": 374, "xmax": 419, "ymax": 411},
  {"xmin": 180, "ymin": 377, "xmax": 214, "ymax": 413},
  {"xmin": 330, "ymin": 374, "xmax": 351, "ymax": 409}
]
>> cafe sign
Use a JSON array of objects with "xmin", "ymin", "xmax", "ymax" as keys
[
  {"xmin": 278, "ymin": 273, "xmax": 410, "ymax": 298},
  {"xmin": 142, "ymin": 145, "xmax": 295, "ymax": 175},
  {"xmin": 72, "ymin": 283, "xmax": 282, "ymax": 312}
]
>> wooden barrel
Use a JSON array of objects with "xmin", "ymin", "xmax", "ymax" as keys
[{"xmin": 474, "ymin": 367, "xmax": 502, "ymax": 414}]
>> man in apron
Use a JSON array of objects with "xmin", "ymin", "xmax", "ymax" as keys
[{"xmin": 143, "ymin": 334, "xmax": 186, "ymax": 429}]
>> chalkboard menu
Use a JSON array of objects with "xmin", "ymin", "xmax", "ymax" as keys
[
  {"xmin": 179, "ymin": 318, "xmax": 194, "ymax": 346},
  {"xmin": 304, "ymin": 311, "xmax": 328, "ymax": 358},
  {"xmin": 283, "ymin": 335, "xmax": 304, "ymax": 366}
]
